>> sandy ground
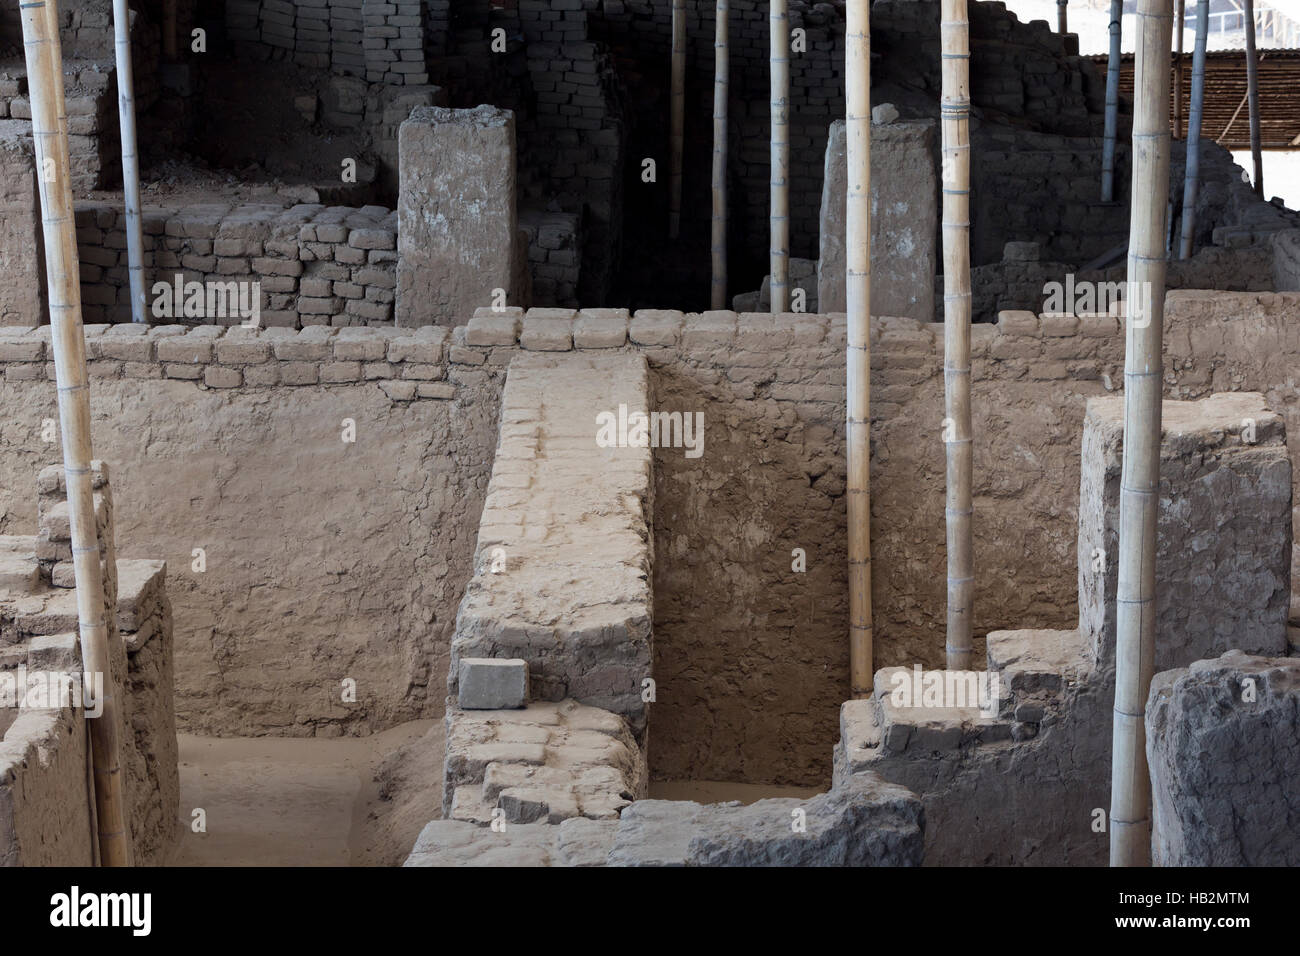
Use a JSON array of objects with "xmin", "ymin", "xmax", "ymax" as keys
[
  {"xmin": 166, "ymin": 720, "xmax": 826, "ymax": 866},
  {"xmin": 167, "ymin": 719, "xmax": 444, "ymax": 867}
]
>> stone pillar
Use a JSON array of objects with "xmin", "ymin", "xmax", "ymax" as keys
[
  {"xmin": 0, "ymin": 125, "xmax": 46, "ymax": 325},
  {"xmin": 397, "ymin": 105, "xmax": 522, "ymax": 326},
  {"xmin": 817, "ymin": 117, "xmax": 937, "ymax": 322},
  {"xmin": 1077, "ymin": 392, "xmax": 1292, "ymax": 674}
]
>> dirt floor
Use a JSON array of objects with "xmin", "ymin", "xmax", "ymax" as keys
[
  {"xmin": 167, "ymin": 719, "xmax": 445, "ymax": 867},
  {"xmin": 165, "ymin": 719, "xmax": 825, "ymax": 866}
]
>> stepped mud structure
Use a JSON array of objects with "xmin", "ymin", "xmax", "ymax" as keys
[{"xmin": 0, "ymin": 0, "xmax": 1297, "ymax": 869}]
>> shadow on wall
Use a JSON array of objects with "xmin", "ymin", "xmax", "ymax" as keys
[{"xmin": 650, "ymin": 364, "xmax": 848, "ymax": 788}]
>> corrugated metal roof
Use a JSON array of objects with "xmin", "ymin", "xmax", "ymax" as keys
[{"xmin": 1086, "ymin": 49, "xmax": 1300, "ymax": 148}]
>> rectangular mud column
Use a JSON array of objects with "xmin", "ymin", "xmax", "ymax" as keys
[
  {"xmin": 1078, "ymin": 392, "xmax": 1292, "ymax": 675},
  {"xmin": 817, "ymin": 118, "xmax": 937, "ymax": 321},
  {"xmin": 0, "ymin": 125, "xmax": 45, "ymax": 325},
  {"xmin": 396, "ymin": 105, "xmax": 522, "ymax": 326},
  {"xmin": 448, "ymin": 351, "xmax": 654, "ymax": 739}
]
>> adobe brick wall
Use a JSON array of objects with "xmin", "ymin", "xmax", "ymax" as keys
[
  {"xmin": 73, "ymin": 199, "xmax": 398, "ymax": 327},
  {"xmin": 0, "ymin": 290, "xmax": 1294, "ymax": 786}
]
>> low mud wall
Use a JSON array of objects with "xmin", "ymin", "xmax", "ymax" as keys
[{"xmin": 0, "ymin": 291, "xmax": 1294, "ymax": 788}]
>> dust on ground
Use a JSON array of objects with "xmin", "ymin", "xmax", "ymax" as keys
[{"xmin": 167, "ymin": 718, "xmax": 444, "ymax": 867}]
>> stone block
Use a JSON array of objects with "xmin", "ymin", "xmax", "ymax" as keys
[
  {"xmin": 817, "ymin": 119, "xmax": 937, "ymax": 322},
  {"xmin": 606, "ymin": 773, "xmax": 923, "ymax": 867},
  {"xmin": 397, "ymin": 105, "xmax": 522, "ymax": 325},
  {"xmin": 1148, "ymin": 651, "xmax": 1300, "ymax": 866},
  {"xmin": 458, "ymin": 658, "xmax": 529, "ymax": 709},
  {"xmin": 1078, "ymin": 393, "xmax": 1291, "ymax": 673}
]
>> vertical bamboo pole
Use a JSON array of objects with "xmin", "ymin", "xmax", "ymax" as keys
[
  {"xmin": 112, "ymin": 0, "xmax": 146, "ymax": 323},
  {"xmin": 769, "ymin": 0, "xmax": 790, "ymax": 313},
  {"xmin": 1102, "ymin": 0, "xmax": 1123, "ymax": 201},
  {"xmin": 1179, "ymin": 0, "xmax": 1208, "ymax": 259},
  {"xmin": 1058, "ymin": 0, "xmax": 1068, "ymax": 34},
  {"xmin": 846, "ymin": 0, "xmax": 872, "ymax": 698},
  {"xmin": 1244, "ymin": 0, "xmax": 1263, "ymax": 198},
  {"xmin": 20, "ymin": 0, "xmax": 132, "ymax": 868},
  {"xmin": 162, "ymin": 0, "xmax": 178, "ymax": 61},
  {"xmin": 942, "ymin": 0, "xmax": 973, "ymax": 671},
  {"xmin": 669, "ymin": 0, "xmax": 686, "ymax": 239},
  {"xmin": 1109, "ymin": 0, "xmax": 1172, "ymax": 870},
  {"xmin": 711, "ymin": 0, "xmax": 729, "ymax": 310},
  {"xmin": 1174, "ymin": 0, "xmax": 1184, "ymax": 138}
]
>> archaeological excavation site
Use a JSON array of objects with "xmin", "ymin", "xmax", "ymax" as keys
[{"xmin": 1, "ymin": 0, "xmax": 1299, "ymax": 888}]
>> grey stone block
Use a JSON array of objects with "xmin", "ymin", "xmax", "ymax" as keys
[
  {"xmin": 1148, "ymin": 651, "xmax": 1300, "ymax": 866},
  {"xmin": 606, "ymin": 773, "xmax": 923, "ymax": 867},
  {"xmin": 457, "ymin": 657, "xmax": 529, "ymax": 709}
]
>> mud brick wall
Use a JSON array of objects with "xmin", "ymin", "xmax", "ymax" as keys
[
  {"xmin": 595, "ymin": 0, "xmax": 845, "ymax": 266},
  {"xmin": 448, "ymin": 352, "xmax": 654, "ymax": 736},
  {"xmin": 227, "ymin": 0, "xmax": 427, "ymax": 84},
  {"xmin": 2, "ymin": 291, "xmax": 1297, "ymax": 786},
  {"xmin": 591, "ymin": 0, "xmax": 1106, "ymax": 277},
  {"xmin": 0, "ymin": 324, "xmax": 497, "ymax": 739},
  {"xmin": 517, "ymin": 13, "xmax": 626, "ymax": 305},
  {"xmin": 520, "ymin": 209, "xmax": 582, "ymax": 308},
  {"xmin": 0, "ymin": 705, "xmax": 92, "ymax": 866},
  {"xmin": 0, "ymin": 65, "xmax": 117, "ymax": 193},
  {"xmin": 1, "ymin": 537, "xmax": 179, "ymax": 865},
  {"xmin": 361, "ymin": 0, "xmax": 428, "ymax": 85},
  {"xmin": 73, "ymin": 199, "xmax": 398, "ymax": 327}
]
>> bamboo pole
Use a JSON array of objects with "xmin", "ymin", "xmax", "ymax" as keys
[
  {"xmin": 1244, "ymin": 0, "xmax": 1263, "ymax": 198},
  {"xmin": 1178, "ymin": 0, "xmax": 1208, "ymax": 259},
  {"xmin": 112, "ymin": 0, "xmax": 146, "ymax": 323},
  {"xmin": 1109, "ymin": 0, "xmax": 1172, "ymax": 870},
  {"xmin": 769, "ymin": 0, "xmax": 790, "ymax": 313},
  {"xmin": 20, "ymin": 0, "xmax": 132, "ymax": 868},
  {"xmin": 162, "ymin": 0, "xmax": 177, "ymax": 61},
  {"xmin": 669, "ymin": 0, "xmax": 685, "ymax": 239},
  {"xmin": 1058, "ymin": 0, "xmax": 1068, "ymax": 34},
  {"xmin": 1173, "ymin": 0, "xmax": 1184, "ymax": 138},
  {"xmin": 711, "ymin": 0, "xmax": 729, "ymax": 310},
  {"xmin": 942, "ymin": 0, "xmax": 973, "ymax": 671},
  {"xmin": 846, "ymin": 0, "xmax": 872, "ymax": 697},
  {"xmin": 1101, "ymin": 0, "xmax": 1123, "ymax": 201}
]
